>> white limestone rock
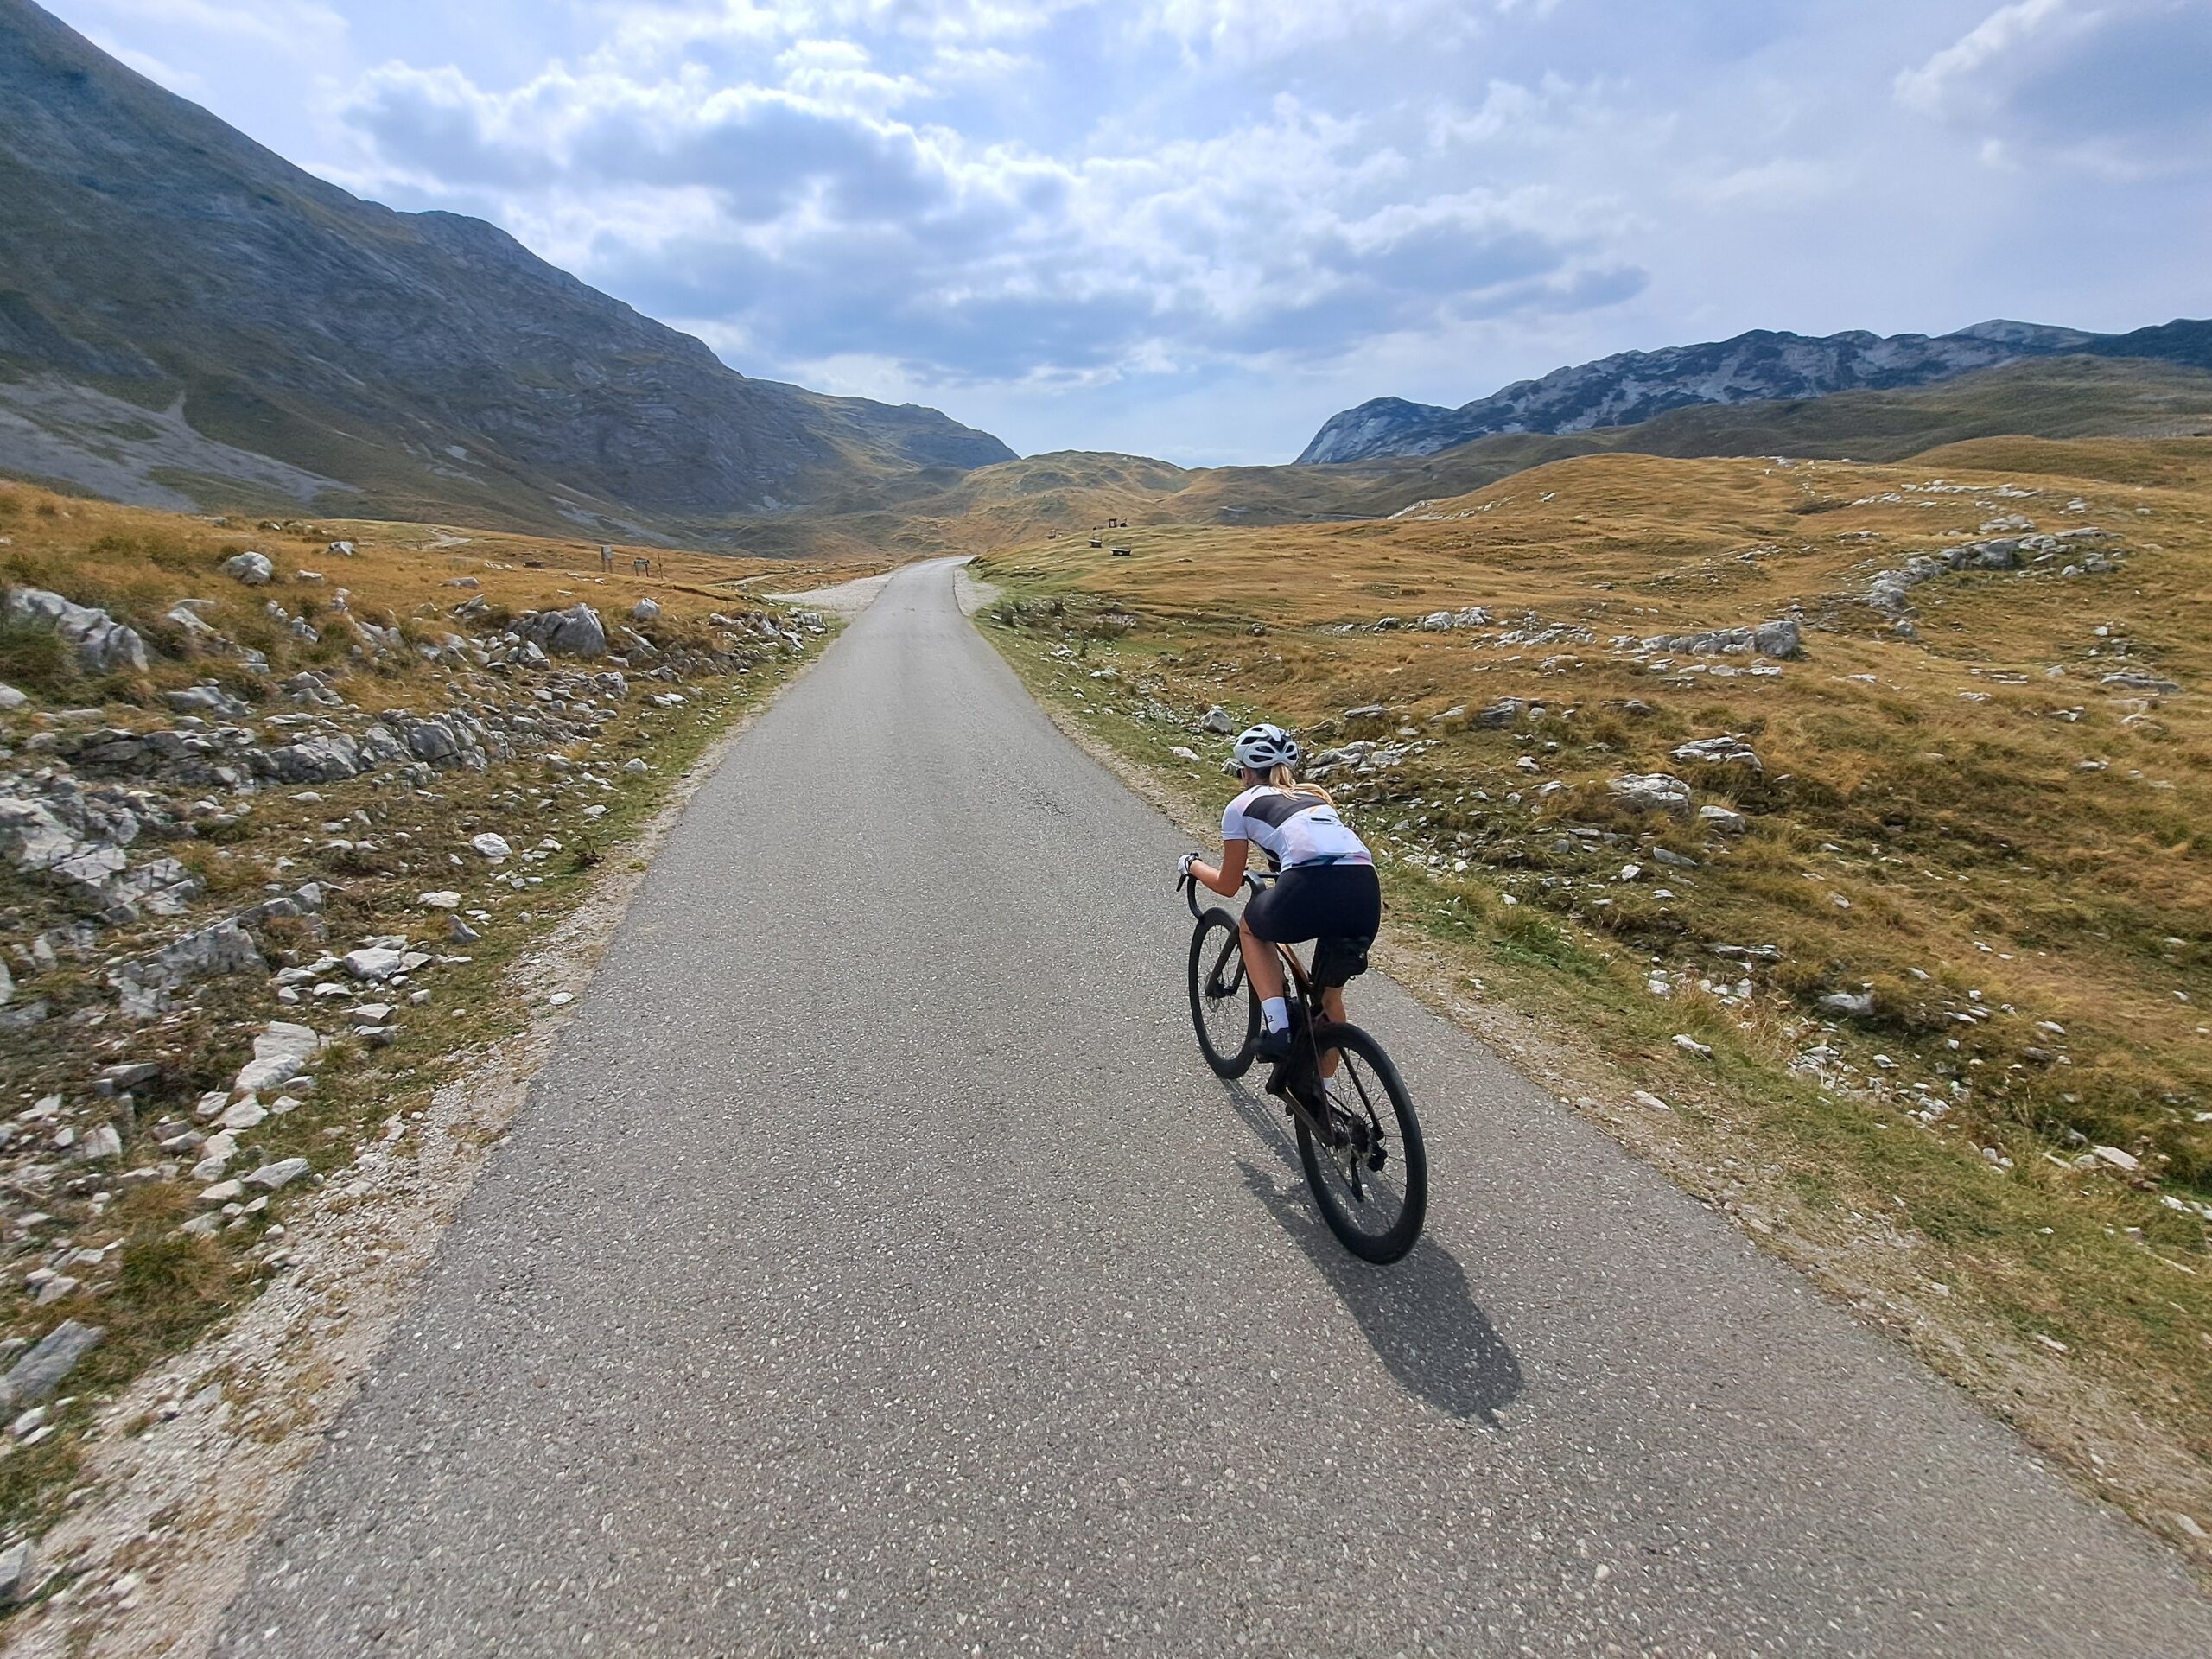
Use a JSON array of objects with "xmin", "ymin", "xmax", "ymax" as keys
[
  {"xmin": 1606, "ymin": 773, "xmax": 1692, "ymax": 815},
  {"xmin": 245, "ymin": 1157, "xmax": 311, "ymax": 1192}
]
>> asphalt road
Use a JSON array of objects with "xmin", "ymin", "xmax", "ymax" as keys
[{"xmin": 217, "ymin": 558, "xmax": 2212, "ymax": 1656}]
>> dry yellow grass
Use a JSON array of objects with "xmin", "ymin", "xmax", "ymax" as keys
[
  {"xmin": 977, "ymin": 439, "xmax": 2212, "ymax": 1558},
  {"xmin": 0, "ymin": 496, "xmax": 864, "ymax": 687},
  {"xmin": 985, "ymin": 448, "xmax": 2211, "ymax": 1166}
]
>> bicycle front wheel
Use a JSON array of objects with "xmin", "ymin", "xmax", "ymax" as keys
[
  {"xmin": 1187, "ymin": 908, "xmax": 1258, "ymax": 1077},
  {"xmin": 1296, "ymin": 1023, "xmax": 1427, "ymax": 1263}
]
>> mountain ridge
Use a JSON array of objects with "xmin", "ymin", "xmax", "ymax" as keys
[
  {"xmin": 709, "ymin": 356, "xmax": 2212, "ymax": 561},
  {"xmin": 0, "ymin": 0, "xmax": 1012, "ymax": 540},
  {"xmin": 1299, "ymin": 319, "xmax": 2212, "ymax": 464}
]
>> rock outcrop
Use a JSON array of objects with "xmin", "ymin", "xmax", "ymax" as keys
[
  {"xmin": 1864, "ymin": 527, "xmax": 2121, "ymax": 618},
  {"xmin": 3, "ymin": 588, "xmax": 148, "ymax": 675},
  {"xmin": 1298, "ymin": 320, "xmax": 2212, "ymax": 464},
  {"xmin": 519, "ymin": 605, "xmax": 608, "ymax": 659}
]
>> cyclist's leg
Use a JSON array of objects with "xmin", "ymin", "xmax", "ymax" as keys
[
  {"xmin": 1317, "ymin": 985, "xmax": 1348, "ymax": 1077},
  {"xmin": 1239, "ymin": 876, "xmax": 1297, "ymax": 1013},
  {"xmin": 1237, "ymin": 917, "xmax": 1287, "ymax": 1003}
]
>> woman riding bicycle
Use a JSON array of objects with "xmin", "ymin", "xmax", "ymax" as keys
[{"xmin": 1179, "ymin": 723, "xmax": 1380, "ymax": 1065}]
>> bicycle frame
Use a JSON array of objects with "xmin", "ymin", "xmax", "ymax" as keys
[
  {"xmin": 1186, "ymin": 867, "xmax": 1317, "ymax": 994},
  {"xmin": 1181, "ymin": 868, "xmax": 1340, "ymax": 1097}
]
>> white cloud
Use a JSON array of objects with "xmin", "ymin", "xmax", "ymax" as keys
[
  {"xmin": 585, "ymin": 0, "xmax": 1077, "ymax": 69},
  {"xmin": 1130, "ymin": 0, "xmax": 1502, "ymax": 61},
  {"xmin": 1896, "ymin": 0, "xmax": 2212, "ymax": 177},
  {"xmin": 42, "ymin": 0, "xmax": 2212, "ymax": 461},
  {"xmin": 1695, "ymin": 156, "xmax": 1844, "ymax": 207},
  {"xmin": 772, "ymin": 38, "xmax": 925, "ymax": 114},
  {"xmin": 75, "ymin": 0, "xmax": 346, "ymax": 53},
  {"xmin": 338, "ymin": 41, "xmax": 1623, "ymax": 401},
  {"xmin": 1895, "ymin": 0, "xmax": 2071, "ymax": 118}
]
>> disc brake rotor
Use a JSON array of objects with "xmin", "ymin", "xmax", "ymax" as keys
[{"xmin": 1318, "ymin": 1088, "xmax": 1389, "ymax": 1192}]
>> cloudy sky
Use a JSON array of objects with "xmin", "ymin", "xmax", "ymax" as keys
[{"xmin": 46, "ymin": 0, "xmax": 2212, "ymax": 463}]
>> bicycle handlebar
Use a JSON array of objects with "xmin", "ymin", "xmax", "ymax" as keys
[{"xmin": 1177, "ymin": 861, "xmax": 1271, "ymax": 918}]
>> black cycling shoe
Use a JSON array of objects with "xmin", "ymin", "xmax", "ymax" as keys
[{"xmin": 1254, "ymin": 1024, "xmax": 1294, "ymax": 1064}]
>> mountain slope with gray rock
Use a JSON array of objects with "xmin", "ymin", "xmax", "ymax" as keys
[
  {"xmin": 1300, "ymin": 318, "xmax": 2212, "ymax": 463},
  {"xmin": 0, "ymin": 0, "xmax": 1012, "ymax": 538}
]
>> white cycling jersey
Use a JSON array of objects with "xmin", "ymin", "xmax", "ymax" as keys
[{"xmin": 1222, "ymin": 786, "xmax": 1373, "ymax": 871}]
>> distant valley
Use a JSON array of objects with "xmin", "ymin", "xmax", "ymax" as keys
[
  {"xmin": 3, "ymin": 0, "xmax": 2212, "ymax": 559},
  {"xmin": 734, "ymin": 355, "xmax": 2212, "ymax": 561}
]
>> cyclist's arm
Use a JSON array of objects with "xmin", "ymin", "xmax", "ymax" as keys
[{"xmin": 1192, "ymin": 837, "xmax": 1249, "ymax": 897}]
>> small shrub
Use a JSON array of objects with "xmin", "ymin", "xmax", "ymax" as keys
[
  {"xmin": 208, "ymin": 662, "xmax": 268, "ymax": 702},
  {"xmin": 0, "ymin": 618, "xmax": 73, "ymax": 696},
  {"xmin": 146, "ymin": 537, "xmax": 216, "ymax": 578},
  {"xmin": 91, "ymin": 1230, "xmax": 238, "ymax": 1382},
  {"xmin": 0, "ymin": 1408, "xmax": 83, "ymax": 1535},
  {"xmin": 229, "ymin": 616, "xmax": 281, "ymax": 658},
  {"xmin": 134, "ymin": 613, "xmax": 198, "ymax": 661},
  {"xmin": 1583, "ymin": 713, "xmax": 1630, "ymax": 752}
]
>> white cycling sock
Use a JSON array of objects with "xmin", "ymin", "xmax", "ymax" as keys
[{"xmin": 1261, "ymin": 996, "xmax": 1290, "ymax": 1033}]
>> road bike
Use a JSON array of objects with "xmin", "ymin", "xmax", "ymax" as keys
[{"xmin": 1178, "ymin": 868, "xmax": 1427, "ymax": 1263}]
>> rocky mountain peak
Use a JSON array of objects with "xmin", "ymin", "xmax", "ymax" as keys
[{"xmin": 1297, "ymin": 318, "xmax": 2212, "ymax": 465}]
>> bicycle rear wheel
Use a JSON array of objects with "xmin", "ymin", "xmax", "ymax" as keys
[
  {"xmin": 1187, "ymin": 908, "xmax": 1258, "ymax": 1077},
  {"xmin": 1295, "ymin": 1023, "xmax": 1427, "ymax": 1263}
]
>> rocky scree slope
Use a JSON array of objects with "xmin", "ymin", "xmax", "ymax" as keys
[
  {"xmin": 0, "ymin": 487, "xmax": 827, "ymax": 1580},
  {"xmin": 1300, "ymin": 319, "xmax": 2212, "ymax": 464},
  {"xmin": 0, "ymin": 0, "xmax": 1012, "ymax": 536}
]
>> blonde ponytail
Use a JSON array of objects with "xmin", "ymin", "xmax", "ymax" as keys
[{"xmin": 1268, "ymin": 761, "xmax": 1336, "ymax": 809}]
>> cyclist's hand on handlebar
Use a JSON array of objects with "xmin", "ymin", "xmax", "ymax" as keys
[{"xmin": 1178, "ymin": 852, "xmax": 1198, "ymax": 882}]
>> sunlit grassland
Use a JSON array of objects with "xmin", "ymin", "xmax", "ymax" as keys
[{"xmin": 976, "ymin": 441, "xmax": 2212, "ymax": 1560}]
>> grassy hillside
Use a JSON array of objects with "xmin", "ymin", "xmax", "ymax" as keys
[
  {"xmin": 974, "ymin": 438, "xmax": 2212, "ymax": 1560},
  {"xmin": 0, "ymin": 2, "xmax": 1010, "ymax": 541},
  {"xmin": 1601, "ymin": 355, "xmax": 2212, "ymax": 461}
]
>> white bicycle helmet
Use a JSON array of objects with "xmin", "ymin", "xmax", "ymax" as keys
[{"xmin": 1232, "ymin": 721, "xmax": 1300, "ymax": 773}]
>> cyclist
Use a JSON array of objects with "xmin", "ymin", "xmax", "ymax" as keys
[{"xmin": 1180, "ymin": 722, "xmax": 1380, "ymax": 1067}]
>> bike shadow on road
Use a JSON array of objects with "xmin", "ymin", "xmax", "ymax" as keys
[{"xmin": 1220, "ymin": 1081, "xmax": 1523, "ymax": 1428}]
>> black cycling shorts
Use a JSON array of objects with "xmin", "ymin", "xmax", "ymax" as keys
[{"xmin": 1244, "ymin": 862, "xmax": 1381, "ymax": 988}]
